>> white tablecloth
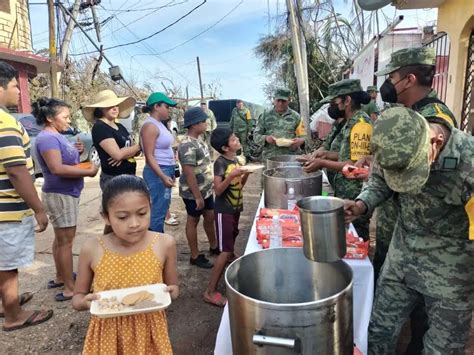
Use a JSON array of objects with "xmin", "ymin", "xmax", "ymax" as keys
[{"xmin": 214, "ymin": 192, "xmax": 374, "ymax": 355}]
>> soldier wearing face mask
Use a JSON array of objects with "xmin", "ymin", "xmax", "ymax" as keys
[
  {"xmin": 304, "ymin": 79, "xmax": 373, "ymax": 240},
  {"xmin": 344, "ymin": 107, "xmax": 473, "ymax": 354},
  {"xmin": 360, "ymin": 47, "xmax": 458, "ymax": 354}
]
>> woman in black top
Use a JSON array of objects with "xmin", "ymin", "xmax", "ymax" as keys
[{"xmin": 82, "ymin": 90, "xmax": 140, "ymax": 190}]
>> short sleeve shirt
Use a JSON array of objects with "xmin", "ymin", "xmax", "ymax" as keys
[
  {"xmin": 178, "ymin": 135, "xmax": 213, "ymax": 200},
  {"xmin": 36, "ymin": 130, "xmax": 84, "ymax": 197},
  {"xmin": 91, "ymin": 120, "xmax": 137, "ymax": 176},
  {"xmin": 213, "ymin": 156, "xmax": 243, "ymax": 213},
  {"xmin": 0, "ymin": 109, "xmax": 34, "ymax": 222}
]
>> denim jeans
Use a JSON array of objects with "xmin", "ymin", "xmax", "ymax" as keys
[{"xmin": 143, "ymin": 164, "xmax": 175, "ymax": 233}]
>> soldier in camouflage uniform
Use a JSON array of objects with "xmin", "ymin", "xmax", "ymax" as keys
[
  {"xmin": 200, "ymin": 101, "xmax": 217, "ymax": 153},
  {"xmin": 345, "ymin": 106, "xmax": 474, "ymax": 354},
  {"xmin": 361, "ymin": 85, "xmax": 380, "ymax": 121},
  {"xmin": 253, "ymin": 88, "xmax": 305, "ymax": 161},
  {"xmin": 304, "ymin": 79, "xmax": 373, "ymax": 240},
  {"xmin": 178, "ymin": 107, "xmax": 218, "ymax": 269},
  {"xmin": 372, "ymin": 48, "xmax": 458, "ymax": 278},
  {"xmin": 370, "ymin": 47, "xmax": 458, "ymax": 354},
  {"xmin": 229, "ymin": 100, "xmax": 254, "ymax": 160}
]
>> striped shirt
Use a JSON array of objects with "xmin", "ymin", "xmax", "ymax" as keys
[{"xmin": 0, "ymin": 109, "xmax": 34, "ymax": 222}]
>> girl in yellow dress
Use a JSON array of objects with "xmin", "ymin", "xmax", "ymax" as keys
[{"xmin": 72, "ymin": 175, "xmax": 178, "ymax": 354}]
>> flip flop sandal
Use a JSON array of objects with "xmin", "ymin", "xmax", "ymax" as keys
[
  {"xmin": 55, "ymin": 292, "xmax": 73, "ymax": 302},
  {"xmin": 203, "ymin": 292, "xmax": 227, "ymax": 308},
  {"xmin": 2, "ymin": 309, "xmax": 53, "ymax": 332},
  {"xmin": 0, "ymin": 292, "xmax": 34, "ymax": 317},
  {"xmin": 165, "ymin": 216, "xmax": 179, "ymax": 226},
  {"xmin": 47, "ymin": 272, "xmax": 77, "ymax": 289}
]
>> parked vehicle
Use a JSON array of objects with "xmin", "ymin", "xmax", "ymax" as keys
[
  {"xmin": 13, "ymin": 113, "xmax": 97, "ymax": 176},
  {"xmin": 208, "ymin": 99, "xmax": 266, "ymax": 130}
]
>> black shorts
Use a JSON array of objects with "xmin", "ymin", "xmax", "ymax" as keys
[
  {"xmin": 215, "ymin": 212, "xmax": 240, "ymax": 253},
  {"xmin": 182, "ymin": 196, "xmax": 214, "ymax": 217}
]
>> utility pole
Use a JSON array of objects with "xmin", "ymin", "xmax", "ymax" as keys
[
  {"xmin": 185, "ymin": 85, "xmax": 189, "ymax": 109},
  {"xmin": 196, "ymin": 56, "xmax": 204, "ymax": 100},
  {"xmin": 91, "ymin": 4, "xmax": 102, "ymax": 42},
  {"xmin": 57, "ymin": 2, "xmax": 141, "ymax": 100},
  {"xmin": 48, "ymin": 0, "xmax": 58, "ymax": 97},
  {"xmin": 60, "ymin": 0, "xmax": 81, "ymax": 63},
  {"xmin": 286, "ymin": 0, "xmax": 311, "ymax": 140}
]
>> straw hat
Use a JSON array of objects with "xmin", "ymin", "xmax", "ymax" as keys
[{"xmin": 82, "ymin": 90, "xmax": 136, "ymax": 122}]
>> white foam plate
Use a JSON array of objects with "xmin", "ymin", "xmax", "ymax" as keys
[
  {"xmin": 90, "ymin": 283, "xmax": 171, "ymax": 318},
  {"xmin": 240, "ymin": 164, "xmax": 265, "ymax": 173}
]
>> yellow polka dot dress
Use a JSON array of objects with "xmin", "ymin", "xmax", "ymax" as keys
[{"xmin": 83, "ymin": 236, "xmax": 173, "ymax": 354}]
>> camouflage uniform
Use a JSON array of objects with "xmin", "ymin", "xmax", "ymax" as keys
[
  {"xmin": 373, "ymin": 48, "xmax": 457, "ymax": 281},
  {"xmin": 253, "ymin": 89, "xmax": 305, "ymax": 161},
  {"xmin": 229, "ymin": 105, "xmax": 254, "ymax": 158},
  {"xmin": 177, "ymin": 135, "xmax": 214, "ymax": 200},
  {"xmin": 322, "ymin": 79, "xmax": 373, "ymax": 240},
  {"xmin": 356, "ymin": 107, "xmax": 474, "ymax": 354},
  {"xmin": 322, "ymin": 119, "xmax": 346, "ymax": 187},
  {"xmin": 362, "ymin": 86, "xmax": 380, "ymax": 120},
  {"xmin": 202, "ymin": 108, "xmax": 217, "ymax": 152}
]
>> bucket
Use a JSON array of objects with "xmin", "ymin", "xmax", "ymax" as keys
[
  {"xmin": 263, "ymin": 167, "xmax": 322, "ymax": 209},
  {"xmin": 297, "ymin": 196, "xmax": 347, "ymax": 262},
  {"xmin": 225, "ymin": 248, "xmax": 353, "ymax": 354}
]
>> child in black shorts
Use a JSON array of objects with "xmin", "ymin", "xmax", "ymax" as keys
[{"xmin": 203, "ymin": 128, "xmax": 250, "ymax": 307}]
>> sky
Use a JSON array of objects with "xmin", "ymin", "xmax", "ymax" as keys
[{"xmin": 27, "ymin": 0, "xmax": 438, "ymax": 106}]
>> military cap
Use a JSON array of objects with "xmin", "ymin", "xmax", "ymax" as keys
[
  {"xmin": 321, "ymin": 79, "xmax": 364, "ymax": 103},
  {"xmin": 372, "ymin": 106, "xmax": 431, "ymax": 193},
  {"xmin": 376, "ymin": 47, "xmax": 436, "ymax": 76},
  {"xmin": 367, "ymin": 85, "xmax": 378, "ymax": 92},
  {"xmin": 274, "ymin": 88, "xmax": 291, "ymax": 101}
]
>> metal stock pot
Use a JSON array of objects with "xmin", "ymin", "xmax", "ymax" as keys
[
  {"xmin": 225, "ymin": 248, "xmax": 353, "ymax": 355},
  {"xmin": 266, "ymin": 155, "xmax": 304, "ymax": 170},
  {"xmin": 263, "ymin": 167, "xmax": 322, "ymax": 209}
]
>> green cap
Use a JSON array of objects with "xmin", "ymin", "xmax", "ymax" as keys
[
  {"xmin": 146, "ymin": 92, "xmax": 177, "ymax": 107},
  {"xmin": 372, "ymin": 106, "xmax": 431, "ymax": 193},
  {"xmin": 274, "ymin": 88, "xmax": 291, "ymax": 101},
  {"xmin": 322, "ymin": 79, "xmax": 364, "ymax": 103},
  {"xmin": 376, "ymin": 47, "xmax": 436, "ymax": 76},
  {"xmin": 367, "ymin": 85, "xmax": 378, "ymax": 92}
]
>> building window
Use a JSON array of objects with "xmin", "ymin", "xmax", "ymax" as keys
[{"xmin": 0, "ymin": 1, "xmax": 11, "ymax": 14}]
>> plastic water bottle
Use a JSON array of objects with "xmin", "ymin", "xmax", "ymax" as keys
[
  {"xmin": 269, "ymin": 215, "xmax": 282, "ymax": 248},
  {"xmin": 287, "ymin": 187, "xmax": 297, "ymax": 211}
]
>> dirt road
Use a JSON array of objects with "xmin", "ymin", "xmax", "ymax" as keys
[
  {"xmin": 0, "ymin": 158, "xmax": 262, "ymax": 354},
  {"xmin": 0, "ymin": 158, "xmax": 472, "ymax": 354}
]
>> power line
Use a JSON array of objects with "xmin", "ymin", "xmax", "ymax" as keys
[
  {"xmin": 101, "ymin": 1, "xmax": 190, "ymax": 13},
  {"xmin": 70, "ymin": 0, "xmax": 207, "ymax": 55},
  {"xmin": 140, "ymin": 0, "xmax": 244, "ymax": 56}
]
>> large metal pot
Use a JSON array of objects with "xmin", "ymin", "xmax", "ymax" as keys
[
  {"xmin": 266, "ymin": 155, "xmax": 304, "ymax": 170},
  {"xmin": 297, "ymin": 196, "xmax": 347, "ymax": 262},
  {"xmin": 225, "ymin": 248, "xmax": 353, "ymax": 355},
  {"xmin": 263, "ymin": 167, "xmax": 322, "ymax": 209}
]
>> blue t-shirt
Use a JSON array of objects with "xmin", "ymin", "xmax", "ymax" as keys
[{"xmin": 36, "ymin": 130, "xmax": 84, "ymax": 197}]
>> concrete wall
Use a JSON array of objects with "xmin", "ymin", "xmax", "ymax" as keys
[
  {"xmin": 0, "ymin": 0, "xmax": 31, "ymax": 50},
  {"xmin": 437, "ymin": 0, "xmax": 474, "ymax": 124}
]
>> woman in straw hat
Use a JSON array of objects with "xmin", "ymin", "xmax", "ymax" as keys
[
  {"xmin": 83, "ymin": 90, "xmax": 140, "ymax": 192},
  {"xmin": 140, "ymin": 92, "xmax": 178, "ymax": 233}
]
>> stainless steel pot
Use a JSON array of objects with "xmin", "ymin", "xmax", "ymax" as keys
[
  {"xmin": 297, "ymin": 196, "xmax": 346, "ymax": 262},
  {"xmin": 263, "ymin": 167, "xmax": 322, "ymax": 209},
  {"xmin": 266, "ymin": 155, "xmax": 304, "ymax": 170},
  {"xmin": 225, "ymin": 248, "xmax": 353, "ymax": 355}
]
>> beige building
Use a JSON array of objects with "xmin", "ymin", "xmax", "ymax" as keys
[
  {"xmin": 0, "ymin": 0, "xmax": 31, "ymax": 50},
  {"xmin": 393, "ymin": 0, "xmax": 474, "ymax": 132}
]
